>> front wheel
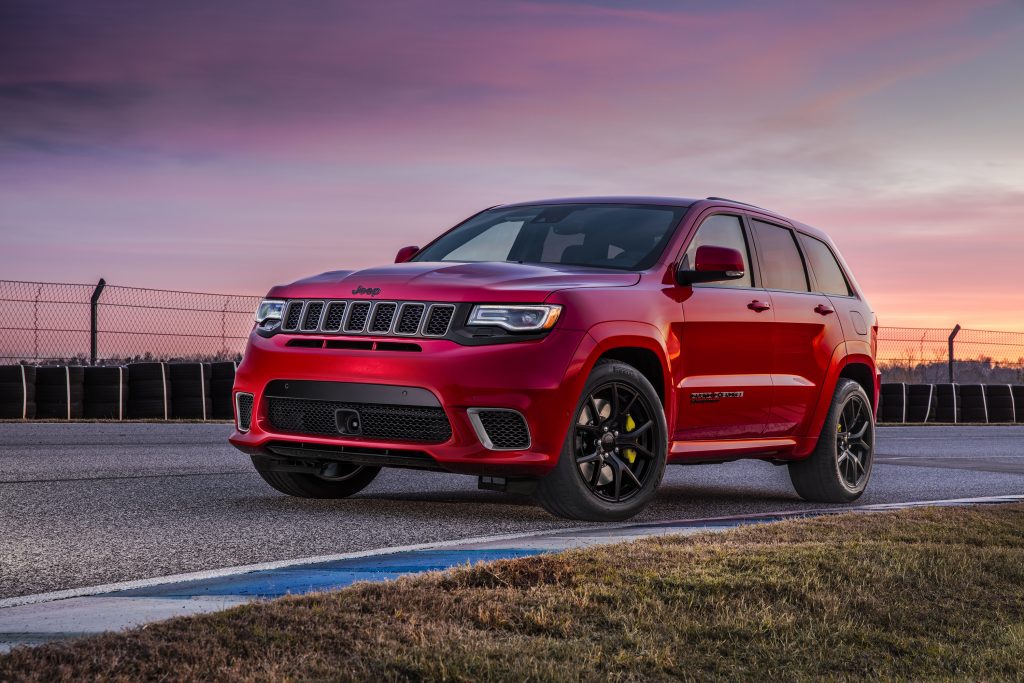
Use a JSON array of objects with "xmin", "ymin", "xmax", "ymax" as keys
[
  {"xmin": 255, "ymin": 462, "xmax": 381, "ymax": 499},
  {"xmin": 788, "ymin": 379, "xmax": 875, "ymax": 503},
  {"xmin": 535, "ymin": 360, "xmax": 667, "ymax": 521}
]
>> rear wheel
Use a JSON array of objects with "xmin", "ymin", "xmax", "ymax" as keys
[
  {"xmin": 255, "ymin": 463, "xmax": 381, "ymax": 499},
  {"xmin": 788, "ymin": 379, "xmax": 874, "ymax": 503},
  {"xmin": 536, "ymin": 360, "xmax": 667, "ymax": 521}
]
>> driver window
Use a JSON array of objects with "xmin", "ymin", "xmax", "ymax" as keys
[{"xmin": 681, "ymin": 215, "xmax": 752, "ymax": 287}]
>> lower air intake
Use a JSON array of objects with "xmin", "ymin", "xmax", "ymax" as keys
[
  {"xmin": 470, "ymin": 409, "xmax": 530, "ymax": 450},
  {"xmin": 235, "ymin": 393, "xmax": 254, "ymax": 432},
  {"xmin": 267, "ymin": 397, "xmax": 452, "ymax": 444}
]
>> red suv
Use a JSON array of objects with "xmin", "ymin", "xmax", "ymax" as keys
[{"xmin": 231, "ymin": 197, "xmax": 878, "ymax": 520}]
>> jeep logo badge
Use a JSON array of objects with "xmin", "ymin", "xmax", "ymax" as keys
[{"xmin": 351, "ymin": 286, "xmax": 381, "ymax": 296}]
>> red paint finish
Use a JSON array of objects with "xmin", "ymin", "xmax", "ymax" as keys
[{"xmin": 231, "ymin": 197, "xmax": 877, "ymax": 478}]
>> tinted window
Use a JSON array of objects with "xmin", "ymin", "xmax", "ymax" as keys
[
  {"xmin": 681, "ymin": 215, "xmax": 752, "ymax": 288},
  {"xmin": 413, "ymin": 204, "xmax": 686, "ymax": 271},
  {"xmin": 799, "ymin": 233, "xmax": 851, "ymax": 296},
  {"xmin": 751, "ymin": 220, "xmax": 808, "ymax": 292}
]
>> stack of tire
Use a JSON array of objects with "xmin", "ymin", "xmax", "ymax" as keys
[
  {"xmin": 934, "ymin": 384, "xmax": 960, "ymax": 423},
  {"xmin": 210, "ymin": 362, "xmax": 237, "ymax": 420},
  {"xmin": 905, "ymin": 384, "xmax": 935, "ymax": 423},
  {"xmin": 0, "ymin": 365, "xmax": 36, "ymax": 419},
  {"xmin": 983, "ymin": 385, "xmax": 1015, "ymax": 423},
  {"xmin": 127, "ymin": 362, "xmax": 172, "ymax": 419},
  {"xmin": 878, "ymin": 383, "xmax": 906, "ymax": 423},
  {"xmin": 959, "ymin": 384, "xmax": 988, "ymax": 423},
  {"xmin": 83, "ymin": 367, "xmax": 129, "ymax": 419},
  {"xmin": 35, "ymin": 366, "xmax": 85, "ymax": 419},
  {"xmin": 169, "ymin": 363, "xmax": 212, "ymax": 419}
]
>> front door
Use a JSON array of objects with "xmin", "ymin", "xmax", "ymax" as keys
[{"xmin": 674, "ymin": 214, "xmax": 775, "ymax": 440}]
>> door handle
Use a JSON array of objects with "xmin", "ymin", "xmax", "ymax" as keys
[
  {"xmin": 814, "ymin": 304, "xmax": 835, "ymax": 316},
  {"xmin": 747, "ymin": 300, "xmax": 771, "ymax": 312}
]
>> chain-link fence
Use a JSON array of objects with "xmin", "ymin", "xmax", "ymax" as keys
[
  {"xmin": 3, "ymin": 279, "xmax": 1024, "ymax": 381},
  {"xmin": 1, "ymin": 280, "xmax": 260, "ymax": 365}
]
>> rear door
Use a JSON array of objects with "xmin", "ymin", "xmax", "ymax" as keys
[
  {"xmin": 748, "ymin": 219, "xmax": 846, "ymax": 438},
  {"xmin": 674, "ymin": 213, "xmax": 775, "ymax": 440}
]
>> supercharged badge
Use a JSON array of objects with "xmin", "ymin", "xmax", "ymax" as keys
[{"xmin": 691, "ymin": 391, "xmax": 744, "ymax": 404}]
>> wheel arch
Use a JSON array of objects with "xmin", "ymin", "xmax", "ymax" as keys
[{"xmin": 579, "ymin": 322, "xmax": 674, "ymax": 431}]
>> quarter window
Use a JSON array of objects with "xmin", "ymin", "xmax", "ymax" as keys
[
  {"xmin": 681, "ymin": 215, "xmax": 752, "ymax": 288},
  {"xmin": 751, "ymin": 220, "xmax": 809, "ymax": 292},
  {"xmin": 799, "ymin": 233, "xmax": 852, "ymax": 296}
]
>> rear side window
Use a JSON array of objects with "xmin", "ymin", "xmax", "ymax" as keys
[
  {"xmin": 799, "ymin": 234, "xmax": 852, "ymax": 296},
  {"xmin": 680, "ymin": 215, "xmax": 752, "ymax": 288},
  {"xmin": 751, "ymin": 220, "xmax": 808, "ymax": 292}
]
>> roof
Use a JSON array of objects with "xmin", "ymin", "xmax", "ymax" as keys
[{"xmin": 496, "ymin": 196, "xmax": 699, "ymax": 208}]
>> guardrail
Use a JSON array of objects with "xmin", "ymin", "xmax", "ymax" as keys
[{"xmin": 879, "ymin": 382, "xmax": 1024, "ymax": 424}]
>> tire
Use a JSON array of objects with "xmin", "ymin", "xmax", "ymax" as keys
[
  {"xmin": 128, "ymin": 363, "xmax": 171, "ymax": 419},
  {"xmin": 35, "ymin": 366, "xmax": 84, "ymax": 419},
  {"xmin": 535, "ymin": 360, "xmax": 667, "ymax": 521},
  {"xmin": 210, "ymin": 362, "xmax": 237, "ymax": 420},
  {"xmin": 254, "ymin": 462, "xmax": 381, "ymax": 499},
  {"xmin": 788, "ymin": 379, "xmax": 874, "ymax": 503},
  {"xmin": 84, "ymin": 367, "xmax": 128, "ymax": 419}
]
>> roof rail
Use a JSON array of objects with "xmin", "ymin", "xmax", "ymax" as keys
[{"xmin": 705, "ymin": 196, "xmax": 766, "ymax": 210}]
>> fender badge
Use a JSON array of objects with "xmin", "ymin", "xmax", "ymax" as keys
[
  {"xmin": 351, "ymin": 286, "xmax": 381, "ymax": 296},
  {"xmin": 691, "ymin": 391, "xmax": 744, "ymax": 404}
]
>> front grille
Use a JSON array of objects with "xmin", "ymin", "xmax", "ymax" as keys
[
  {"xmin": 235, "ymin": 393, "xmax": 254, "ymax": 432},
  {"xmin": 323, "ymin": 302, "xmax": 346, "ymax": 331},
  {"xmin": 425, "ymin": 305, "xmax": 455, "ymax": 336},
  {"xmin": 370, "ymin": 302, "xmax": 397, "ymax": 332},
  {"xmin": 345, "ymin": 302, "xmax": 372, "ymax": 332},
  {"xmin": 471, "ymin": 409, "xmax": 531, "ymax": 450},
  {"xmin": 267, "ymin": 397, "xmax": 452, "ymax": 443},
  {"xmin": 301, "ymin": 302, "xmax": 324, "ymax": 331},
  {"xmin": 396, "ymin": 303, "xmax": 425, "ymax": 335},
  {"xmin": 278, "ymin": 299, "xmax": 457, "ymax": 338},
  {"xmin": 283, "ymin": 302, "xmax": 303, "ymax": 331}
]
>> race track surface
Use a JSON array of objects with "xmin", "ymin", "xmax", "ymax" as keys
[{"xmin": 1, "ymin": 423, "xmax": 1022, "ymax": 599}]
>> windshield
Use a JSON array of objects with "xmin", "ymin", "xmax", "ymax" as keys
[{"xmin": 412, "ymin": 203, "xmax": 686, "ymax": 271}]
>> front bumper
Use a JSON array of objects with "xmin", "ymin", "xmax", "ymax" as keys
[{"xmin": 229, "ymin": 328, "xmax": 590, "ymax": 477}]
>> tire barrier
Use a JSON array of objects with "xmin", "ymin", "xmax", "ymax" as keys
[
  {"xmin": 906, "ymin": 384, "xmax": 935, "ymax": 423},
  {"xmin": 984, "ymin": 384, "xmax": 1015, "ymax": 423},
  {"xmin": 879, "ymin": 383, "xmax": 906, "ymax": 423},
  {"xmin": 169, "ymin": 363, "xmax": 212, "ymax": 420},
  {"xmin": 210, "ymin": 361, "xmax": 237, "ymax": 420},
  {"xmin": 0, "ymin": 365, "xmax": 36, "ymax": 419},
  {"xmin": 934, "ymin": 383, "xmax": 960, "ymax": 423},
  {"xmin": 127, "ymin": 362, "xmax": 172, "ymax": 419},
  {"xmin": 959, "ymin": 384, "xmax": 988, "ymax": 423},
  {"xmin": 35, "ymin": 366, "xmax": 85, "ymax": 419},
  {"xmin": 1014, "ymin": 385, "xmax": 1024, "ymax": 424},
  {"xmin": 83, "ymin": 366, "xmax": 128, "ymax": 420}
]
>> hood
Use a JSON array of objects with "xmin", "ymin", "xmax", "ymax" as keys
[{"xmin": 266, "ymin": 261, "xmax": 640, "ymax": 302}]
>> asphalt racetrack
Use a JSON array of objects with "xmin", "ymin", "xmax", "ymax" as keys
[{"xmin": 2, "ymin": 423, "xmax": 1023, "ymax": 600}]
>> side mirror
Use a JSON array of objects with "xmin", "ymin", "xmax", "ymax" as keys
[
  {"xmin": 676, "ymin": 245, "xmax": 745, "ymax": 286},
  {"xmin": 394, "ymin": 245, "xmax": 420, "ymax": 263}
]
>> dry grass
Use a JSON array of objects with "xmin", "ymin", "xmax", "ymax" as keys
[{"xmin": 3, "ymin": 504, "xmax": 1024, "ymax": 682}]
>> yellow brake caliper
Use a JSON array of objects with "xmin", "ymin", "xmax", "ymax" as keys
[{"xmin": 624, "ymin": 414, "xmax": 637, "ymax": 464}]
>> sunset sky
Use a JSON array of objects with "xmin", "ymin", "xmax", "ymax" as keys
[{"xmin": 1, "ymin": 0, "xmax": 1022, "ymax": 329}]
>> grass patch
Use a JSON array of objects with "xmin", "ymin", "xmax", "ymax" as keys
[{"xmin": 4, "ymin": 505, "xmax": 1024, "ymax": 681}]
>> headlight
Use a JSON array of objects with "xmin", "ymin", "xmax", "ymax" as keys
[
  {"xmin": 467, "ymin": 304, "xmax": 562, "ymax": 332},
  {"xmin": 254, "ymin": 299, "xmax": 286, "ymax": 324}
]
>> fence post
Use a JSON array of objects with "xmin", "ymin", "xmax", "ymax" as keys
[
  {"xmin": 90, "ymin": 278, "xmax": 106, "ymax": 366},
  {"xmin": 948, "ymin": 324, "xmax": 961, "ymax": 383}
]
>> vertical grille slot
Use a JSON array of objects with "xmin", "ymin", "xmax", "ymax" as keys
[
  {"xmin": 301, "ymin": 302, "xmax": 325, "ymax": 331},
  {"xmin": 345, "ymin": 302, "xmax": 372, "ymax": 332},
  {"xmin": 322, "ymin": 302, "xmax": 347, "ymax": 331},
  {"xmin": 396, "ymin": 303, "xmax": 425, "ymax": 335},
  {"xmin": 424, "ymin": 305, "xmax": 455, "ymax": 336},
  {"xmin": 369, "ymin": 302, "xmax": 398, "ymax": 333},
  {"xmin": 283, "ymin": 302, "xmax": 304, "ymax": 331}
]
